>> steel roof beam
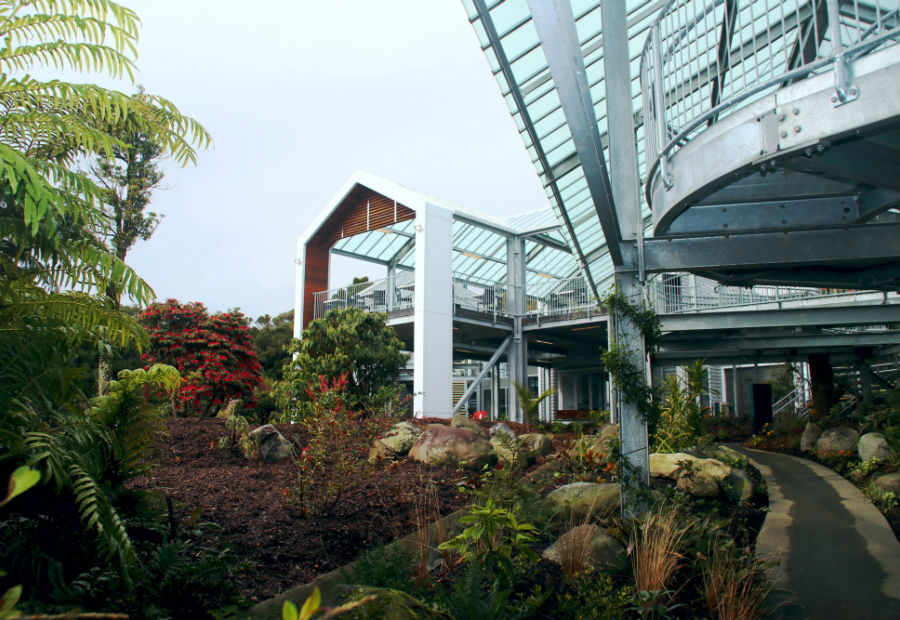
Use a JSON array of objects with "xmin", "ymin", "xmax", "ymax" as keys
[
  {"xmin": 642, "ymin": 224, "xmax": 900, "ymax": 272},
  {"xmin": 472, "ymin": 0, "xmax": 599, "ymax": 299},
  {"xmin": 529, "ymin": 0, "xmax": 624, "ymax": 265}
]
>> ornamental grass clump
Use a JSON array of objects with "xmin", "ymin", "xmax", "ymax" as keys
[
  {"xmin": 702, "ymin": 537, "xmax": 774, "ymax": 620},
  {"xmin": 556, "ymin": 492, "xmax": 604, "ymax": 577},
  {"xmin": 629, "ymin": 504, "xmax": 689, "ymax": 593}
]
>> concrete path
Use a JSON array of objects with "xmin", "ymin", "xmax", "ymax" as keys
[{"xmin": 735, "ymin": 447, "xmax": 900, "ymax": 620}]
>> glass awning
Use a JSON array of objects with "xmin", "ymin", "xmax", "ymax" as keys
[
  {"xmin": 328, "ymin": 179, "xmax": 582, "ymax": 289},
  {"xmin": 462, "ymin": 0, "xmax": 900, "ymax": 292},
  {"xmin": 461, "ymin": 0, "xmax": 664, "ymax": 296}
]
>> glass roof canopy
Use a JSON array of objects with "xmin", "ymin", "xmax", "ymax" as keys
[
  {"xmin": 462, "ymin": 0, "xmax": 900, "ymax": 287},
  {"xmin": 462, "ymin": 0, "xmax": 664, "ymax": 298},
  {"xmin": 328, "ymin": 178, "xmax": 580, "ymax": 290}
]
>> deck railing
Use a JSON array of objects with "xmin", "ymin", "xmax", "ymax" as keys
[
  {"xmin": 527, "ymin": 275, "xmax": 595, "ymax": 317},
  {"xmin": 312, "ymin": 272, "xmax": 415, "ymax": 320},
  {"xmin": 647, "ymin": 273, "xmax": 866, "ymax": 314},
  {"xmin": 641, "ymin": 0, "xmax": 900, "ymax": 195},
  {"xmin": 314, "ymin": 271, "xmax": 879, "ymax": 321}
]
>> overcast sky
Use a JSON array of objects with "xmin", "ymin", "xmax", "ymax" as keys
[{"xmin": 105, "ymin": 0, "xmax": 550, "ymax": 319}]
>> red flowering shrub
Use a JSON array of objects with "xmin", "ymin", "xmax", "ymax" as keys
[{"xmin": 139, "ymin": 299, "xmax": 263, "ymax": 416}]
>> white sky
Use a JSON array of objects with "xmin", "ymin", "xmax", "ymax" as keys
[{"xmin": 106, "ymin": 0, "xmax": 550, "ymax": 319}]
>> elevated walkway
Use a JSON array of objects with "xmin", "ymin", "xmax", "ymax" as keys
[{"xmin": 641, "ymin": 0, "xmax": 900, "ymax": 291}]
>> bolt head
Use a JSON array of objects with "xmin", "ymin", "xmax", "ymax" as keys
[{"xmin": 793, "ymin": 125, "xmax": 802, "ymax": 133}]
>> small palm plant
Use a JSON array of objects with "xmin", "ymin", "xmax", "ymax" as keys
[{"xmin": 512, "ymin": 381, "xmax": 557, "ymax": 426}]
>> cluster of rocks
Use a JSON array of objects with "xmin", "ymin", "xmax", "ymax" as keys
[
  {"xmin": 801, "ymin": 422, "xmax": 899, "ymax": 495},
  {"xmin": 369, "ymin": 414, "xmax": 554, "ymax": 470},
  {"xmin": 648, "ymin": 446, "xmax": 754, "ymax": 501}
]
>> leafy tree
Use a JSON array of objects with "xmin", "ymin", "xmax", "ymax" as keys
[
  {"xmin": 90, "ymin": 87, "xmax": 165, "ymax": 267},
  {"xmin": 139, "ymin": 300, "xmax": 263, "ymax": 417},
  {"xmin": 0, "ymin": 0, "xmax": 209, "ymax": 595},
  {"xmin": 250, "ymin": 309, "xmax": 295, "ymax": 382},
  {"xmin": 276, "ymin": 307, "xmax": 409, "ymax": 420}
]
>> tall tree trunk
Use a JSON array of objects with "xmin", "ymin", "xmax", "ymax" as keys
[
  {"xmin": 98, "ymin": 281, "xmax": 120, "ymax": 396},
  {"xmin": 98, "ymin": 353, "xmax": 110, "ymax": 396}
]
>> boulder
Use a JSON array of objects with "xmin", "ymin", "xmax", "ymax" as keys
[
  {"xmin": 369, "ymin": 422, "xmax": 422, "ymax": 461},
  {"xmin": 858, "ymin": 432, "xmax": 891, "ymax": 462},
  {"xmin": 408, "ymin": 425, "xmax": 493, "ymax": 470},
  {"xmin": 649, "ymin": 452, "xmax": 698, "ymax": 479},
  {"xmin": 815, "ymin": 427, "xmax": 859, "ymax": 459},
  {"xmin": 685, "ymin": 444, "xmax": 741, "ymax": 463},
  {"xmin": 547, "ymin": 482, "xmax": 620, "ymax": 518},
  {"xmin": 874, "ymin": 472, "xmax": 900, "ymax": 496},
  {"xmin": 693, "ymin": 458, "xmax": 733, "ymax": 482},
  {"xmin": 519, "ymin": 433, "xmax": 554, "ymax": 456},
  {"xmin": 489, "ymin": 422, "xmax": 517, "ymax": 439},
  {"xmin": 596, "ymin": 423, "xmax": 619, "ymax": 445},
  {"xmin": 727, "ymin": 469, "xmax": 754, "ymax": 502},
  {"xmin": 250, "ymin": 424, "xmax": 292, "ymax": 463},
  {"xmin": 677, "ymin": 470, "xmax": 719, "ymax": 497},
  {"xmin": 490, "ymin": 432, "xmax": 527, "ymax": 465},
  {"xmin": 800, "ymin": 422, "xmax": 823, "ymax": 452},
  {"xmin": 526, "ymin": 459, "xmax": 563, "ymax": 485},
  {"xmin": 450, "ymin": 413, "xmax": 488, "ymax": 438},
  {"xmin": 339, "ymin": 586, "xmax": 451, "ymax": 620},
  {"xmin": 542, "ymin": 524, "xmax": 629, "ymax": 574}
]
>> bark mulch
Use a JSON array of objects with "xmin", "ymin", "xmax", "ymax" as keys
[{"xmin": 130, "ymin": 417, "xmax": 548, "ymax": 603}]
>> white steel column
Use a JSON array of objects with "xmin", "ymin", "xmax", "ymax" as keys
[
  {"xmin": 293, "ymin": 240, "xmax": 306, "ymax": 339},
  {"xmin": 413, "ymin": 203, "xmax": 454, "ymax": 418},
  {"xmin": 506, "ymin": 236, "xmax": 528, "ymax": 423}
]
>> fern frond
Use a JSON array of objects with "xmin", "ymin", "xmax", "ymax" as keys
[{"xmin": 0, "ymin": 288, "xmax": 148, "ymax": 348}]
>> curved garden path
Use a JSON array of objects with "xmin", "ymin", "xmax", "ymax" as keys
[{"xmin": 735, "ymin": 447, "xmax": 900, "ymax": 620}]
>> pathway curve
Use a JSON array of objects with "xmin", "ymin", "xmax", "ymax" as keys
[{"xmin": 734, "ymin": 447, "xmax": 900, "ymax": 620}]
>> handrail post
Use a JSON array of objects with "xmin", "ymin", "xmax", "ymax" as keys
[
  {"xmin": 651, "ymin": 24, "xmax": 673, "ymax": 189},
  {"xmin": 826, "ymin": 0, "xmax": 860, "ymax": 105}
]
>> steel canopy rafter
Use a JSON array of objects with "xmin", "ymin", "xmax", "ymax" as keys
[
  {"xmin": 528, "ymin": 0, "xmax": 625, "ymax": 266},
  {"xmin": 471, "ymin": 0, "xmax": 600, "ymax": 301}
]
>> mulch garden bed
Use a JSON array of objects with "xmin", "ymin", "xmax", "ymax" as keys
[{"xmin": 129, "ymin": 417, "xmax": 551, "ymax": 603}]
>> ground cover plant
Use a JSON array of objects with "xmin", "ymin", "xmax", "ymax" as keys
[{"xmin": 320, "ymin": 429, "xmax": 770, "ymax": 620}]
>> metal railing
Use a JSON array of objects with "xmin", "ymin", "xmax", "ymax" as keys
[
  {"xmin": 641, "ymin": 0, "xmax": 900, "ymax": 195},
  {"xmin": 453, "ymin": 274, "xmax": 509, "ymax": 316},
  {"xmin": 647, "ymin": 272, "xmax": 867, "ymax": 314},
  {"xmin": 527, "ymin": 275, "xmax": 596, "ymax": 317},
  {"xmin": 312, "ymin": 272, "xmax": 415, "ymax": 320}
]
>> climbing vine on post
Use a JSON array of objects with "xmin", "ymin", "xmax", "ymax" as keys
[{"xmin": 599, "ymin": 289, "xmax": 661, "ymax": 440}]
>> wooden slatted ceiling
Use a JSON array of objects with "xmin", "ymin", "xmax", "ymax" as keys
[
  {"xmin": 318, "ymin": 186, "xmax": 415, "ymax": 246},
  {"xmin": 302, "ymin": 242, "xmax": 329, "ymax": 328},
  {"xmin": 302, "ymin": 184, "xmax": 416, "ymax": 328}
]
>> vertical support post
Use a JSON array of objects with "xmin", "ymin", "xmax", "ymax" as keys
[
  {"xmin": 293, "ymin": 240, "xmax": 305, "ymax": 340},
  {"xmin": 651, "ymin": 24, "xmax": 673, "ymax": 189},
  {"xmin": 601, "ymin": 0, "xmax": 650, "ymax": 512},
  {"xmin": 507, "ymin": 236, "xmax": 528, "ymax": 423},
  {"xmin": 731, "ymin": 364, "xmax": 740, "ymax": 416},
  {"xmin": 549, "ymin": 367, "xmax": 559, "ymax": 421},
  {"xmin": 826, "ymin": 0, "xmax": 859, "ymax": 106},
  {"xmin": 611, "ymin": 272, "xmax": 651, "ymax": 512},
  {"xmin": 387, "ymin": 273, "xmax": 395, "ymax": 312},
  {"xmin": 491, "ymin": 365, "xmax": 501, "ymax": 421},
  {"xmin": 413, "ymin": 203, "xmax": 454, "ymax": 418}
]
